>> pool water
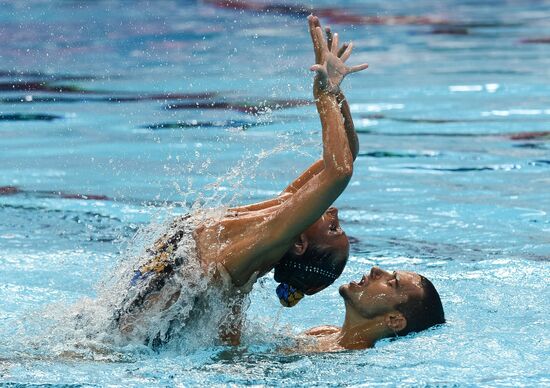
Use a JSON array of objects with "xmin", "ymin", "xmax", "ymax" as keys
[{"xmin": 1, "ymin": 0, "xmax": 549, "ymax": 385}]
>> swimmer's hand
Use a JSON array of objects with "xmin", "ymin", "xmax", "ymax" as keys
[
  {"xmin": 216, "ymin": 263, "xmax": 258, "ymax": 295},
  {"xmin": 308, "ymin": 15, "xmax": 369, "ymax": 94}
]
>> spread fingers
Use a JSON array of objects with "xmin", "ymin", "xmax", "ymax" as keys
[
  {"xmin": 308, "ymin": 15, "xmax": 323, "ymax": 63},
  {"xmin": 340, "ymin": 41, "xmax": 354, "ymax": 62},
  {"xmin": 348, "ymin": 63, "xmax": 369, "ymax": 73}
]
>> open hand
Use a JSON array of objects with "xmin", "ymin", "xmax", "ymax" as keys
[{"xmin": 308, "ymin": 15, "xmax": 369, "ymax": 94}]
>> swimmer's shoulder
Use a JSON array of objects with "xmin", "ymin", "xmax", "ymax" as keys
[
  {"xmin": 291, "ymin": 327, "xmax": 345, "ymax": 353},
  {"xmin": 304, "ymin": 325, "xmax": 340, "ymax": 337}
]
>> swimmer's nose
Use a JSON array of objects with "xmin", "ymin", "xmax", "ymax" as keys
[
  {"xmin": 371, "ymin": 266, "xmax": 392, "ymax": 280},
  {"xmin": 370, "ymin": 266, "xmax": 385, "ymax": 279}
]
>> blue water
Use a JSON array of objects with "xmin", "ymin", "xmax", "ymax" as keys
[{"xmin": 1, "ymin": 0, "xmax": 549, "ymax": 385}]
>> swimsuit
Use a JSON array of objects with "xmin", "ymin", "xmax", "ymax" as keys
[{"xmin": 113, "ymin": 214, "xmax": 204, "ymax": 345}]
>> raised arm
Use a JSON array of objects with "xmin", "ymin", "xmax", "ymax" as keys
[
  {"xmin": 281, "ymin": 90, "xmax": 356, "ymax": 195},
  {"xmin": 282, "ymin": 19, "xmax": 363, "ymax": 195},
  {"xmin": 336, "ymin": 91, "xmax": 358, "ymax": 160},
  {"xmin": 241, "ymin": 17, "xmax": 364, "ymax": 205},
  {"xmin": 218, "ymin": 17, "xmax": 368, "ymax": 283},
  {"xmin": 319, "ymin": 22, "xmax": 362, "ymax": 160}
]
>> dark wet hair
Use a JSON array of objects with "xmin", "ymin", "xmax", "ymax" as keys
[
  {"xmin": 274, "ymin": 244, "xmax": 348, "ymax": 295},
  {"xmin": 394, "ymin": 275, "xmax": 445, "ymax": 336}
]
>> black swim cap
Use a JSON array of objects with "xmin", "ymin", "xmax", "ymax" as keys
[{"xmin": 274, "ymin": 247, "xmax": 348, "ymax": 296}]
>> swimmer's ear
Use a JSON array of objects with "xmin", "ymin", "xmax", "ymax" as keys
[
  {"xmin": 384, "ymin": 312, "xmax": 407, "ymax": 333},
  {"xmin": 291, "ymin": 233, "xmax": 309, "ymax": 255}
]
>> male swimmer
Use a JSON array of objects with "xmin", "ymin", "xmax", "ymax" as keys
[
  {"xmin": 299, "ymin": 267, "xmax": 444, "ymax": 351},
  {"xmin": 294, "ymin": 16, "xmax": 445, "ymax": 352}
]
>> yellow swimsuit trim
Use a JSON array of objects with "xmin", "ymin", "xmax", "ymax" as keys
[{"xmin": 139, "ymin": 237, "xmax": 176, "ymax": 274}]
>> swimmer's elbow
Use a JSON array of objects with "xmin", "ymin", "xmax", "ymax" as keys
[
  {"xmin": 341, "ymin": 162, "xmax": 353, "ymax": 178},
  {"xmin": 325, "ymin": 161, "xmax": 353, "ymax": 181}
]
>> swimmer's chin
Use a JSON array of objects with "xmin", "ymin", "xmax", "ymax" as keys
[{"xmin": 338, "ymin": 284, "xmax": 349, "ymax": 299}]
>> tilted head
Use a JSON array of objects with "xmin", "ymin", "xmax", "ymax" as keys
[
  {"xmin": 274, "ymin": 207, "xmax": 350, "ymax": 301},
  {"xmin": 339, "ymin": 266, "xmax": 445, "ymax": 337}
]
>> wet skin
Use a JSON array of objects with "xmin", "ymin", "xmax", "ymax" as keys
[
  {"xmin": 303, "ymin": 206, "xmax": 350, "ymax": 258},
  {"xmin": 117, "ymin": 15, "xmax": 366, "ymax": 345},
  {"xmin": 340, "ymin": 266, "xmax": 424, "ymax": 319}
]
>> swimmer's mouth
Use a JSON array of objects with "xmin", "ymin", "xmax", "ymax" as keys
[{"xmin": 351, "ymin": 275, "xmax": 368, "ymax": 287}]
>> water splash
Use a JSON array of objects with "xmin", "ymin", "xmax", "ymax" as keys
[
  {"xmin": 9, "ymin": 214, "xmax": 245, "ymax": 360},
  {"xmin": 3, "ymin": 134, "xmax": 303, "ymax": 360}
]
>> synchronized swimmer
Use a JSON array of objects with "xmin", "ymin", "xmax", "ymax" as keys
[{"xmin": 112, "ymin": 15, "xmax": 444, "ymax": 352}]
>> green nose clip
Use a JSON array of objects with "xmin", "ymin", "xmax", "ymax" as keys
[{"xmin": 276, "ymin": 283, "xmax": 305, "ymax": 307}]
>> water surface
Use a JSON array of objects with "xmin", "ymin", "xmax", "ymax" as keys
[{"xmin": 0, "ymin": 0, "xmax": 549, "ymax": 386}]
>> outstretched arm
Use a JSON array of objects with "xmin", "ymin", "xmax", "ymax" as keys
[
  {"xmin": 218, "ymin": 17, "xmax": 368, "ymax": 285},
  {"xmin": 337, "ymin": 91, "xmax": 358, "ymax": 160},
  {"xmin": 231, "ymin": 18, "xmax": 363, "ymax": 206},
  {"xmin": 316, "ymin": 21, "xmax": 362, "ymax": 160},
  {"xmin": 281, "ymin": 19, "xmax": 364, "ymax": 195}
]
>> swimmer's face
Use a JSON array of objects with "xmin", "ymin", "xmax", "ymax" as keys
[
  {"xmin": 304, "ymin": 207, "xmax": 350, "ymax": 258},
  {"xmin": 339, "ymin": 267, "xmax": 424, "ymax": 318}
]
